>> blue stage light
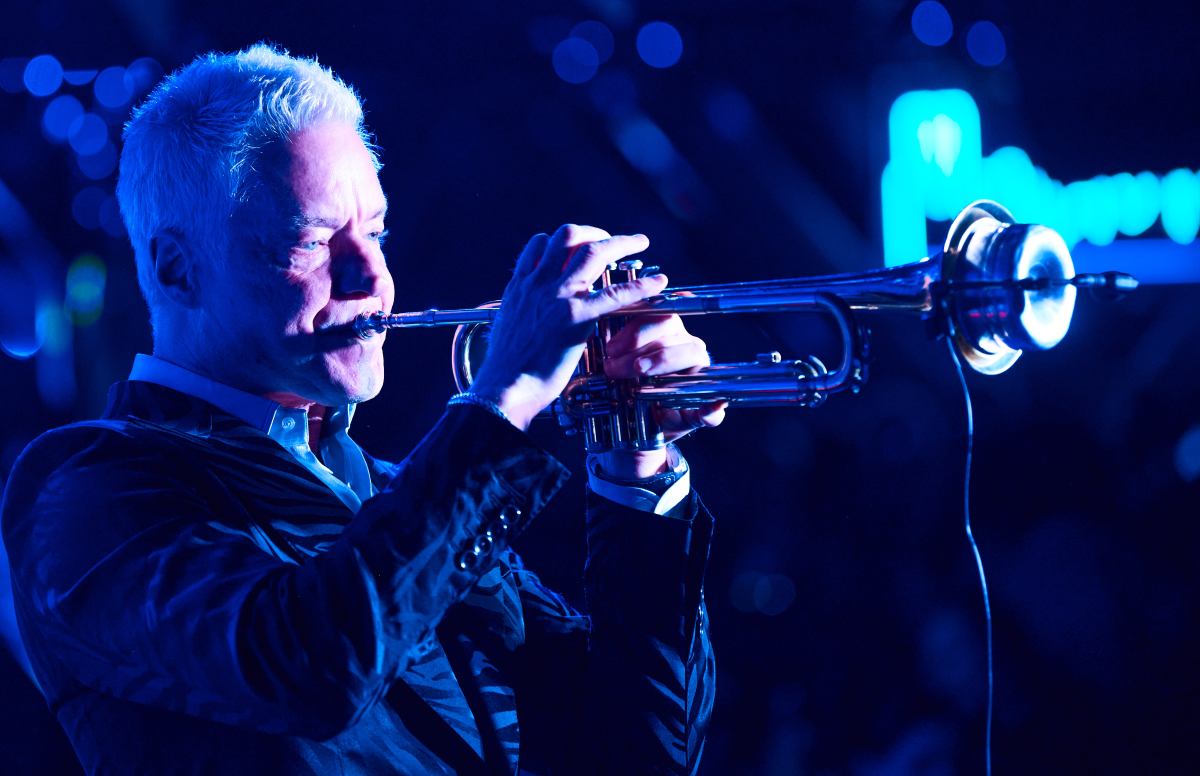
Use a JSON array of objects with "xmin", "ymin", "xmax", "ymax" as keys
[
  {"xmin": 124, "ymin": 57, "xmax": 161, "ymax": 94},
  {"xmin": 966, "ymin": 21, "xmax": 1006, "ymax": 67},
  {"xmin": 552, "ymin": 37, "xmax": 600, "ymax": 84},
  {"xmin": 65, "ymin": 254, "xmax": 107, "ymax": 325},
  {"xmin": 63, "ymin": 69, "xmax": 98, "ymax": 86},
  {"xmin": 636, "ymin": 21, "xmax": 683, "ymax": 69},
  {"xmin": 77, "ymin": 142, "xmax": 118, "ymax": 180},
  {"xmin": 882, "ymin": 89, "xmax": 1200, "ymax": 282},
  {"xmin": 42, "ymin": 95, "xmax": 84, "ymax": 143},
  {"xmin": 23, "ymin": 54, "xmax": 63, "ymax": 97},
  {"xmin": 572, "ymin": 21, "xmax": 614, "ymax": 64},
  {"xmin": 1161, "ymin": 168, "xmax": 1200, "ymax": 244},
  {"xmin": 614, "ymin": 116, "xmax": 676, "ymax": 175},
  {"xmin": 68, "ymin": 113, "xmax": 108, "ymax": 156},
  {"xmin": 911, "ymin": 1, "xmax": 953, "ymax": 47},
  {"xmin": 94, "ymin": 66, "xmax": 133, "ymax": 109}
]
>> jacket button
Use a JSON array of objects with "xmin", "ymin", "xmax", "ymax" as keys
[{"xmin": 474, "ymin": 534, "xmax": 493, "ymax": 556}]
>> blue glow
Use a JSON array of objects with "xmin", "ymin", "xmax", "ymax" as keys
[
  {"xmin": 614, "ymin": 117, "xmax": 676, "ymax": 175},
  {"xmin": 68, "ymin": 113, "xmax": 108, "ymax": 156},
  {"xmin": 77, "ymin": 142, "xmax": 118, "ymax": 180},
  {"xmin": 62, "ymin": 69, "xmax": 98, "ymax": 86},
  {"xmin": 1160, "ymin": 168, "xmax": 1200, "ymax": 244},
  {"xmin": 72, "ymin": 187, "xmax": 107, "ymax": 230},
  {"xmin": 705, "ymin": 87, "xmax": 754, "ymax": 142},
  {"xmin": 636, "ymin": 21, "xmax": 684, "ymax": 69},
  {"xmin": 124, "ymin": 58, "xmax": 161, "ymax": 93},
  {"xmin": 882, "ymin": 89, "xmax": 1200, "ymax": 269},
  {"xmin": 1175, "ymin": 425, "xmax": 1200, "ymax": 483},
  {"xmin": 66, "ymin": 254, "xmax": 107, "ymax": 325},
  {"xmin": 572, "ymin": 21, "xmax": 614, "ymax": 64},
  {"xmin": 911, "ymin": 1, "xmax": 953, "ymax": 47},
  {"xmin": 588, "ymin": 69, "xmax": 637, "ymax": 116},
  {"xmin": 94, "ymin": 66, "xmax": 133, "ymax": 108},
  {"xmin": 23, "ymin": 54, "xmax": 63, "ymax": 97},
  {"xmin": 552, "ymin": 37, "xmax": 599, "ymax": 84},
  {"xmin": 966, "ymin": 21, "xmax": 1006, "ymax": 67},
  {"xmin": 42, "ymin": 94, "xmax": 84, "ymax": 143}
]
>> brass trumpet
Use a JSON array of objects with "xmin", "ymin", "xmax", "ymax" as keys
[{"xmin": 353, "ymin": 201, "xmax": 1136, "ymax": 452}]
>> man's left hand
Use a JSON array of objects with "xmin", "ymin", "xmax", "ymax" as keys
[{"xmin": 595, "ymin": 312, "xmax": 726, "ymax": 480}]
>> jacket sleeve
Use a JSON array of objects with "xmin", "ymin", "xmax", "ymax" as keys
[
  {"xmin": 513, "ymin": 490, "xmax": 716, "ymax": 775},
  {"xmin": 1, "ymin": 404, "xmax": 569, "ymax": 740}
]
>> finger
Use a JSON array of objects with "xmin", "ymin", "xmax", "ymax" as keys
[
  {"xmin": 627, "ymin": 337, "xmax": 711, "ymax": 377},
  {"xmin": 603, "ymin": 314, "xmax": 686, "ymax": 357},
  {"xmin": 575, "ymin": 273, "xmax": 669, "ymax": 320},
  {"xmin": 538, "ymin": 224, "xmax": 612, "ymax": 280},
  {"xmin": 561, "ymin": 234, "xmax": 650, "ymax": 291},
  {"xmin": 659, "ymin": 401, "xmax": 727, "ymax": 440},
  {"xmin": 604, "ymin": 331, "xmax": 697, "ymax": 378},
  {"xmin": 513, "ymin": 232, "xmax": 549, "ymax": 277}
]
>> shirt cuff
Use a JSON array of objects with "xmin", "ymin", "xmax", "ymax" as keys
[{"xmin": 586, "ymin": 445, "xmax": 691, "ymax": 516}]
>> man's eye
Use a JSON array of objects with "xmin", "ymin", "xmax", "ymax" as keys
[
  {"xmin": 296, "ymin": 240, "xmax": 323, "ymax": 252},
  {"xmin": 368, "ymin": 229, "xmax": 390, "ymax": 247}
]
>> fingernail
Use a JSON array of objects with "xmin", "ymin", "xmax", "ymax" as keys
[{"xmin": 637, "ymin": 357, "xmax": 653, "ymax": 374}]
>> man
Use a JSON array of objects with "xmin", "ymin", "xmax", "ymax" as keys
[{"xmin": 2, "ymin": 45, "xmax": 722, "ymax": 774}]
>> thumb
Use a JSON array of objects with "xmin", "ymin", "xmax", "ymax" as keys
[{"xmin": 578, "ymin": 274, "xmax": 669, "ymax": 320}]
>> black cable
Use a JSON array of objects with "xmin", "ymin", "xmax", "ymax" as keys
[{"xmin": 944, "ymin": 336, "xmax": 993, "ymax": 776}]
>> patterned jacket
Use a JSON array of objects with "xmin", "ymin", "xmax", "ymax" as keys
[{"xmin": 1, "ymin": 381, "xmax": 715, "ymax": 775}]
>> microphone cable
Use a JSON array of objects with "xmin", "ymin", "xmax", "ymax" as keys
[{"xmin": 944, "ymin": 333, "xmax": 993, "ymax": 776}]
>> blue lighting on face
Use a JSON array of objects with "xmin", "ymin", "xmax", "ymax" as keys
[
  {"xmin": 42, "ymin": 94, "xmax": 84, "ymax": 143},
  {"xmin": 966, "ymin": 21, "xmax": 1006, "ymax": 67},
  {"xmin": 68, "ymin": 113, "xmax": 108, "ymax": 156},
  {"xmin": 572, "ymin": 21, "xmax": 614, "ymax": 64},
  {"xmin": 94, "ymin": 66, "xmax": 134, "ymax": 109},
  {"xmin": 882, "ymin": 89, "xmax": 1200, "ymax": 274},
  {"xmin": 552, "ymin": 37, "xmax": 600, "ymax": 84},
  {"xmin": 23, "ymin": 54, "xmax": 63, "ymax": 97},
  {"xmin": 636, "ymin": 21, "xmax": 684, "ymax": 69},
  {"xmin": 911, "ymin": 1, "xmax": 953, "ymax": 47}
]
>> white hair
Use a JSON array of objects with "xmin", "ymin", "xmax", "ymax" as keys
[{"xmin": 116, "ymin": 43, "xmax": 378, "ymax": 332}]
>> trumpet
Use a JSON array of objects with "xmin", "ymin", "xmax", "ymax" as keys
[{"xmin": 353, "ymin": 201, "xmax": 1137, "ymax": 452}]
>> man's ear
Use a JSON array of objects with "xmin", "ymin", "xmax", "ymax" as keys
[{"xmin": 149, "ymin": 231, "xmax": 200, "ymax": 307}]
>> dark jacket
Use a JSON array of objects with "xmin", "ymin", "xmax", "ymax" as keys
[{"xmin": 1, "ymin": 381, "xmax": 714, "ymax": 775}]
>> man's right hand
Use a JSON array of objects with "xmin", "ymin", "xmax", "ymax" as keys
[{"xmin": 467, "ymin": 224, "xmax": 668, "ymax": 431}]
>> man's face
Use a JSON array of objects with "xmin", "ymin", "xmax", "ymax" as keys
[{"xmin": 206, "ymin": 122, "xmax": 394, "ymax": 407}]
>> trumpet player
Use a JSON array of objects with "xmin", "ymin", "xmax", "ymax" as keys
[{"xmin": 1, "ymin": 45, "xmax": 724, "ymax": 775}]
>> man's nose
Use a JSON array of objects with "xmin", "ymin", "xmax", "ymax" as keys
[{"xmin": 333, "ymin": 238, "xmax": 390, "ymax": 300}]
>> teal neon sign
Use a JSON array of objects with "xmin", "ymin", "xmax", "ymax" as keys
[{"xmin": 881, "ymin": 89, "xmax": 1200, "ymax": 266}]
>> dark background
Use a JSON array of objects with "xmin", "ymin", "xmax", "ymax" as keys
[{"xmin": 1, "ymin": 1, "xmax": 1198, "ymax": 773}]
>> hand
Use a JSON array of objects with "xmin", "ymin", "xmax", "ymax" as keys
[
  {"xmin": 468, "ymin": 224, "xmax": 668, "ymax": 430},
  {"xmin": 595, "ymin": 314, "xmax": 727, "ymax": 479}
]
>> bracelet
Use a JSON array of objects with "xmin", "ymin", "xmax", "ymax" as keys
[{"xmin": 448, "ymin": 392, "xmax": 511, "ymax": 424}]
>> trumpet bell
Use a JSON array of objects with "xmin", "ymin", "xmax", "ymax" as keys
[{"xmin": 942, "ymin": 200, "xmax": 1077, "ymax": 375}]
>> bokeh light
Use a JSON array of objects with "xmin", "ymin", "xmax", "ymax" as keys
[
  {"xmin": 65, "ymin": 254, "xmax": 107, "ymax": 326},
  {"xmin": 1160, "ymin": 168, "xmax": 1200, "ymax": 244},
  {"xmin": 41, "ymin": 95, "xmax": 84, "ymax": 143},
  {"xmin": 23, "ymin": 54, "xmax": 63, "ymax": 97},
  {"xmin": 571, "ymin": 21, "xmax": 614, "ymax": 64},
  {"xmin": 552, "ymin": 37, "xmax": 600, "ymax": 84},
  {"xmin": 704, "ymin": 87, "xmax": 754, "ymax": 142},
  {"xmin": 1175, "ymin": 425, "xmax": 1200, "ymax": 482},
  {"xmin": 67, "ymin": 113, "xmax": 108, "ymax": 156},
  {"xmin": 77, "ymin": 142, "xmax": 118, "ymax": 180},
  {"xmin": 636, "ymin": 21, "xmax": 684, "ymax": 69},
  {"xmin": 94, "ymin": 66, "xmax": 134, "ymax": 108},
  {"xmin": 71, "ymin": 186, "xmax": 108, "ymax": 230},
  {"xmin": 62, "ymin": 69, "xmax": 98, "ymax": 86},
  {"xmin": 966, "ymin": 21, "xmax": 1007, "ymax": 66},
  {"xmin": 614, "ymin": 116, "xmax": 675, "ymax": 175},
  {"xmin": 124, "ymin": 57, "xmax": 162, "ymax": 93},
  {"xmin": 911, "ymin": 1, "xmax": 953, "ymax": 47},
  {"xmin": 527, "ymin": 15, "xmax": 571, "ymax": 55}
]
